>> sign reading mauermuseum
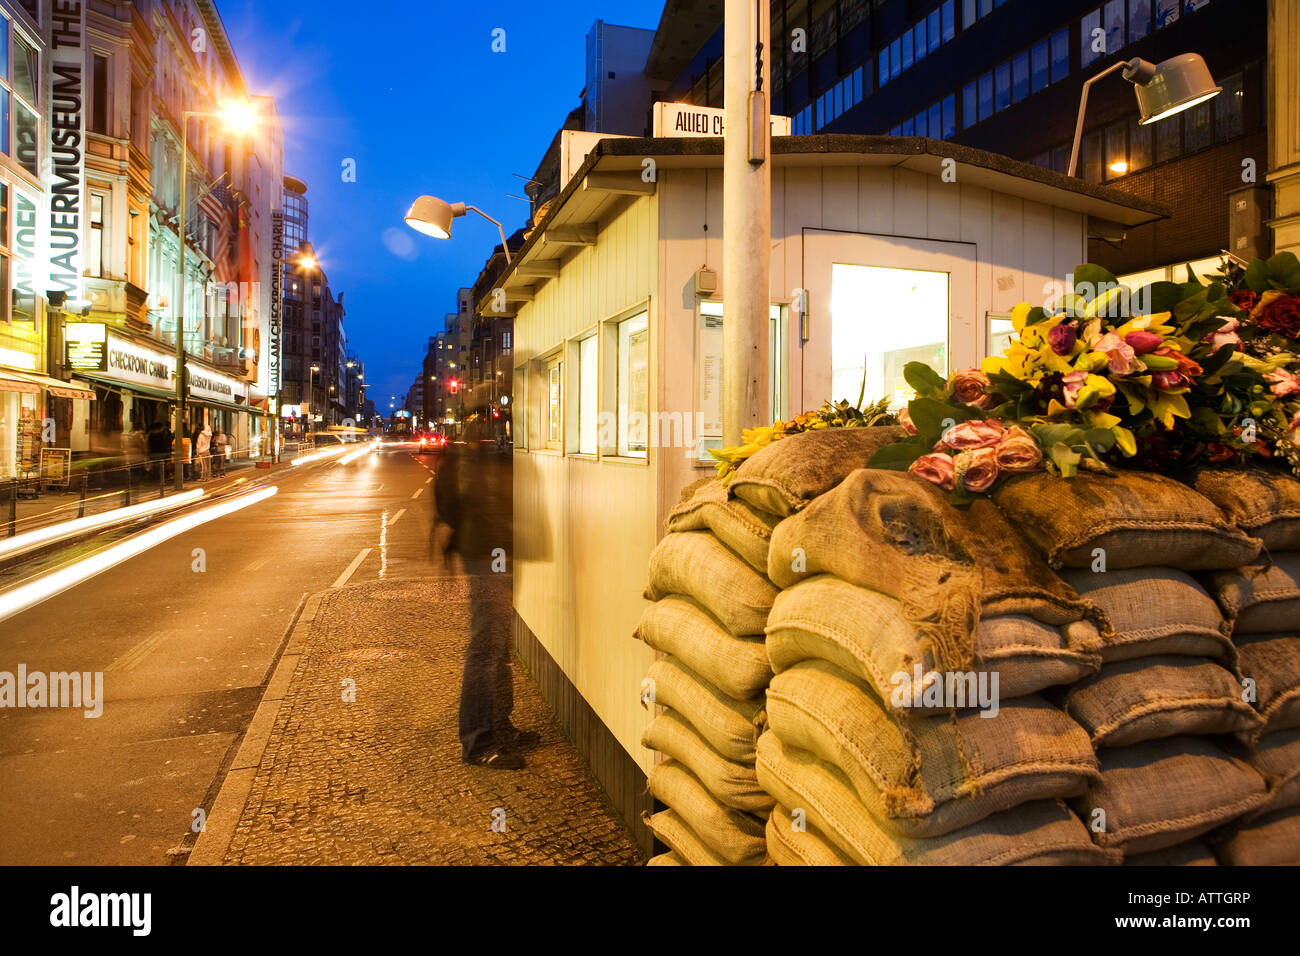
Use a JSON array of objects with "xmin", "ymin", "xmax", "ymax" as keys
[{"xmin": 47, "ymin": 0, "xmax": 87, "ymax": 301}]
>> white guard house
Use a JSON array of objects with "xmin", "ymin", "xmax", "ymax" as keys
[{"xmin": 482, "ymin": 134, "xmax": 1168, "ymax": 849}]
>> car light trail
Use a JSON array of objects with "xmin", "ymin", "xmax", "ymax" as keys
[
  {"xmin": 0, "ymin": 489, "xmax": 206, "ymax": 562},
  {"xmin": 0, "ymin": 486, "xmax": 279, "ymax": 624},
  {"xmin": 290, "ymin": 445, "xmax": 352, "ymax": 467}
]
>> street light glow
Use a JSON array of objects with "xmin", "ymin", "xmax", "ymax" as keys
[{"xmin": 218, "ymin": 99, "xmax": 258, "ymax": 134}]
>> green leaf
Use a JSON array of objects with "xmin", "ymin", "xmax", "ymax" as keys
[
  {"xmin": 1266, "ymin": 252, "xmax": 1300, "ymax": 291},
  {"xmin": 949, "ymin": 484, "xmax": 975, "ymax": 508},
  {"xmin": 1183, "ymin": 315, "xmax": 1230, "ymax": 344},
  {"xmin": 1132, "ymin": 281, "xmax": 1183, "ymax": 315},
  {"xmin": 1174, "ymin": 288, "xmax": 1210, "ymax": 323},
  {"xmin": 1198, "ymin": 343, "xmax": 1238, "ymax": 378},
  {"xmin": 908, "ymin": 397, "xmax": 978, "ymax": 443},
  {"xmin": 1191, "ymin": 405, "xmax": 1226, "ymax": 435},
  {"xmin": 903, "ymin": 361, "xmax": 948, "ymax": 399},
  {"xmin": 1184, "ymin": 263, "xmax": 1204, "ymax": 286},
  {"xmin": 1082, "ymin": 428, "xmax": 1117, "ymax": 452},
  {"xmin": 1023, "ymin": 306, "xmax": 1050, "ymax": 326},
  {"xmin": 988, "ymin": 370, "xmax": 1032, "ymax": 397},
  {"xmin": 1244, "ymin": 258, "xmax": 1271, "ymax": 294},
  {"xmin": 1073, "ymin": 263, "xmax": 1119, "ymax": 297},
  {"xmin": 1049, "ymin": 442, "xmax": 1082, "ymax": 477},
  {"xmin": 866, "ymin": 439, "xmax": 927, "ymax": 471}
]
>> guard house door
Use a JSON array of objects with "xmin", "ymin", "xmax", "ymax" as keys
[{"xmin": 802, "ymin": 230, "xmax": 978, "ymax": 413}]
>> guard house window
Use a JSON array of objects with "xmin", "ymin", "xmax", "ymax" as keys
[
  {"xmin": 88, "ymin": 192, "xmax": 106, "ymax": 277},
  {"xmin": 616, "ymin": 311, "xmax": 648, "ymax": 458},
  {"xmin": 577, "ymin": 334, "xmax": 597, "ymax": 455},
  {"xmin": 546, "ymin": 354, "xmax": 563, "ymax": 449},
  {"xmin": 90, "ymin": 54, "xmax": 108, "ymax": 135}
]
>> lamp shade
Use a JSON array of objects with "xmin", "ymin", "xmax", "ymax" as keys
[
  {"xmin": 405, "ymin": 195, "xmax": 463, "ymax": 239},
  {"xmin": 1132, "ymin": 53, "xmax": 1221, "ymax": 125}
]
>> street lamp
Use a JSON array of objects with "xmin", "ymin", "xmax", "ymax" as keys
[
  {"xmin": 1068, "ymin": 54, "xmax": 1220, "ymax": 177},
  {"xmin": 173, "ymin": 100, "xmax": 257, "ymax": 489},
  {"xmin": 309, "ymin": 363, "xmax": 320, "ymax": 431},
  {"xmin": 404, "ymin": 195, "xmax": 511, "ymax": 263}
]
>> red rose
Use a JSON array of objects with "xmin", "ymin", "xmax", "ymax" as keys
[
  {"xmin": 1255, "ymin": 293, "xmax": 1300, "ymax": 340},
  {"xmin": 1229, "ymin": 289, "xmax": 1259, "ymax": 313}
]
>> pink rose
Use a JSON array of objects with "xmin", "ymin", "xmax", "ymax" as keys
[
  {"xmin": 951, "ymin": 369, "xmax": 996, "ymax": 409},
  {"xmin": 910, "ymin": 452, "xmax": 956, "ymax": 491},
  {"xmin": 943, "ymin": 418, "xmax": 1006, "ymax": 450},
  {"xmin": 1268, "ymin": 368, "xmax": 1300, "ymax": 399},
  {"xmin": 960, "ymin": 447, "xmax": 999, "ymax": 493},
  {"xmin": 898, "ymin": 406, "xmax": 918, "ymax": 436},
  {"xmin": 1203, "ymin": 316, "xmax": 1243, "ymax": 354},
  {"xmin": 1061, "ymin": 369, "xmax": 1089, "ymax": 409},
  {"xmin": 994, "ymin": 425, "xmax": 1044, "ymax": 473},
  {"xmin": 1124, "ymin": 330, "xmax": 1163, "ymax": 355},
  {"xmin": 1095, "ymin": 332, "xmax": 1139, "ymax": 375}
]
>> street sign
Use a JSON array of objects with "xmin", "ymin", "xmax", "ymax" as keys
[{"xmin": 652, "ymin": 102, "xmax": 791, "ymax": 138}]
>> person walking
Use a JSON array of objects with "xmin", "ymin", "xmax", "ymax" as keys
[
  {"xmin": 211, "ymin": 428, "xmax": 228, "ymax": 477},
  {"xmin": 196, "ymin": 424, "xmax": 212, "ymax": 481},
  {"xmin": 434, "ymin": 441, "xmax": 536, "ymax": 770}
]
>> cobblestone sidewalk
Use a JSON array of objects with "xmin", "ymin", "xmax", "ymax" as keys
[{"xmin": 196, "ymin": 577, "xmax": 644, "ymax": 865}]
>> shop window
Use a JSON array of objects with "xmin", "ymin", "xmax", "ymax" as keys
[
  {"xmin": 576, "ymin": 333, "xmax": 597, "ymax": 455},
  {"xmin": 615, "ymin": 311, "xmax": 648, "ymax": 458},
  {"xmin": 1012, "ymin": 52, "xmax": 1029, "ymax": 103},
  {"xmin": 1050, "ymin": 29, "xmax": 1069, "ymax": 84},
  {"xmin": 1129, "ymin": 0, "xmax": 1151, "ymax": 41},
  {"xmin": 1031, "ymin": 41, "xmax": 1048, "ymax": 93},
  {"xmin": 1215, "ymin": 71, "xmax": 1244, "ymax": 141},
  {"xmin": 1081, "ymin": 8, "xmax": 1102, "ymax": 69}
]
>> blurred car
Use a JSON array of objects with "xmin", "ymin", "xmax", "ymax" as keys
[{"xmin": 416, "ymin": 432, "xmax": 447, "ymax": 453}]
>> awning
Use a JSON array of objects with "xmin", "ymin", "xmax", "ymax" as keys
[
  {"xmin": 0, "ymin": 375, "xmax": 39, "ymax": 395},
  {"xmin": 189, "ymin": 395, "xmax": 253, "ymax": 416},
  {"xmin": 2, "ymin": 370, "xmax": 96, "ymax": 400},
  {"xmin": 76, "ymin": 372, "xmax": 174, "ymax": 402}
]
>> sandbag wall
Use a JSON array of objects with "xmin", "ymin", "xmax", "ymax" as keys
[
  {"xmin": 642, "ymin": 426, "xmax": 1300, "ymax": 865},
  {"xmin": 635, "ymin": 479, "xmax": 778, "ymax": 865}
]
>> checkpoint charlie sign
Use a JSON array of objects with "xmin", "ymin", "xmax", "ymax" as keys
[{"xmin": 652, "ymin": 102, "xmax": 791, "ymax": 139}]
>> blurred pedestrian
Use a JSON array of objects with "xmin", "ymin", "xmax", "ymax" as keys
[
  {"xmin": 196, "ymin": 424, "xmax": 212, "ymax": 481},
  {"xmin": 212, "ymin": 428, "xmax": 228, "ymax": 477},
  {"xmin": 434, "ymin": 442, "xmax": 534, "ymax": 770}
]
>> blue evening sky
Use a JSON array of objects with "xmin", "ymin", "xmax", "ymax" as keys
[{"xmin": 219, "ymin": 0, "xmax": 665, "ymax": 408}]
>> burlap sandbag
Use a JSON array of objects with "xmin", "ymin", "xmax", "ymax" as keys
[
  {"xmin": 765, "ymin": 576, "xmax": 1101, "ymax": 706},
  {"xmin": 993, "ymin": 470, "xmax": 1262, "ymax": 571},
  {"xmin": 641, "ymin": 708, "xmax": 774, "ymax": 814},
  {"xmin": 755, "ymin": 732, "xmax": 1117, "ymax": 866},
  {"xmin": 1187, "ymin": 467, "xmax": 1300, "ymax": 553},
  {"xmin": 646, "ymin": 760, "xmax": 767, "ymax": 865},
  {"xmin": 729, "ymin": 426, "xmax": 906, "ymax": 516},
  {"xmin": 646, "ymin": 851, "xmax": 686, "ymax": 866},
  {"xmin": 643, "ymin": 808, "xmax": 733, "ymax": 866},
  {"xmin": 646, "ymin": 531, "xmax": 778, "ymax": 636},
  {"xmin": 1208, "ymin": 553, "xmax": 1300, "ymax": 635},
  {"xmin": 1122, "ymin": 840, "xmax": 1218, "ymax": 866},
  {"xmin": 1071, "ymin": 736, "xmax": 1268, "ymax": 855},
  {"xmin": 1060, "ymin": 567, "xmax": 1234, "ymax": 663},
  {"xmin": 765, "ymin": 804, "xmax": 856, "ymax": 866},
  {"xmin": 766, "ymin": 659, "xmax": 1099, "ymax": 838},
  {"xmin": 666, "ymin": 478, "xmax": 782, "ymax": 575},
  {"xmin": 646, "ymin": 656, "xmax": 764, "ymax": 763},
  {"xmin": 635, "ymin": 596, "xmax": 772, "ymax": 700},
  {"xmin": 1214, "ymin": 805, "xmax": 1300, "ymax": 866},
  {"xmin": 1236, "ymin": 634, "xmax": 1300, "ymax": 740},
  {"xmin": 1247, "ymin": 728, "xmax": 1300, "ymax": 820},
  {"xmin": 769, "ymin": 469, "xmax": 1106, "ymax": 672},
  {"xmin": 1061, "ymin": 656, "xmax": 1263, "ymax": 749}
]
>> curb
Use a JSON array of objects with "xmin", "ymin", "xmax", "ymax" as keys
[{"xmin": 188, "ymin": 589, "xmax": 325, "ymax": 866}]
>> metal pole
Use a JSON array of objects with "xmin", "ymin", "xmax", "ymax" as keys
[
  {"xmin": 79, "ymin": 471, "xmax": 87, "ymax": 518},
  {"xmin": 159, "ymin": 460, "xmax": 165, "ymax": 499},
  {"xmin": 7, "ymin": 479, "xmax": 15, "ymax": 537},
  {"xmin": 1067, "ymin": 60, "xmax": 1127, "ymax": 178},
  {"xmin": 123, "ymin": 462, "xmax": 131, "ymax": 508},
  {"xmin": 722, "ymin": 0, "xmax": 771, "ymax": 446},
  {"xmin": 173, "ymin": 114, "xmax": 190, "ymax": 491}
]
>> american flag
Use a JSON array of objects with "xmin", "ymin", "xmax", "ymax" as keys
[{"xmin": 197, "ymin": 180, "xmax": 238, "ymax": 285}]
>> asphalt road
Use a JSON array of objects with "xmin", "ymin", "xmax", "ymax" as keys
[{"xmin": 0, "ymin": 443, "xmax": 499, "ymax": 865}]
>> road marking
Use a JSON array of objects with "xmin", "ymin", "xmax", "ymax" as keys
[
  {"xmin": 242, "ymin": 556, "xmax": 270, "ymax": 572},
  {"xmin": 424, "ymin": 477, "xmax": 432, "ymax": 485},
  {"xmin": 387, "ymin": 509, "xmax": 406, "ymax": 527},
  {"xmin": 107, "ymin": 632, "xmax": 169, "ymax": 672},
  {"xmin": 332, "ymin": 547, "xmax": 372, "ymax": 588},
  {"xmin": 411, "ymin": 487, "xmax": 423, "ymax": 499}
]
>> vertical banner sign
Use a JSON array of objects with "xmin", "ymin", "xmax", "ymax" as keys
[
  {"xmin": 48, "ymin": 0, "xmax": 87, "ymax": 303},
  {"xmin": 270, "ymin": 211, "xmax": 283, "ymax": 401}
]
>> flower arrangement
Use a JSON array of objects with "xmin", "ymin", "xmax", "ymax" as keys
[{"xmin": 706, "ymin": 253, "xmax": 1300, "ymax": 501}]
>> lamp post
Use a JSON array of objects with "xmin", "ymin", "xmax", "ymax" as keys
[
  {"xmin": 172, "ymin": 102, "xmax": 256, "ymax": 490},
  {"xmin": 308, "ymin": 363, "xmax": 320, "ymax": 435},
  {"xmin": 1068, "ymin": 54, "xmax": 1220, "ymax": 178},
  {"xmin": 405, "ymin": 195, "xmax": 511, "ymax": 263}
]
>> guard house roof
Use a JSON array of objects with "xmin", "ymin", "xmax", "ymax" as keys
[{"xmin": 476, "ymin": 134, "xmax": 1172, "ymax": 316}]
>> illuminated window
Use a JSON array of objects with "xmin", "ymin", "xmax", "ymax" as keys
[{"xmin": 616, "ymin": 311, "xmax": 648, "ymax": 457}]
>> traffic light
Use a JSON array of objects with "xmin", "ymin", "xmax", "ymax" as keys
[{"xmin": 448, "ymin": 379, "xmax": 460, "ymax": 394}]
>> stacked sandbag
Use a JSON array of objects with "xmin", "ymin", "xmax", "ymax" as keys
[
  {"xmin": 637, "ymin": 478, "xmax": 780, "ymax": 865},
  {"xmin": 1192, "ymin": 470, "xmax": 1300, "ymax": 865},
  {"xmin": 994, "ymin": 470, "xmax": 1272, "ymax": 861},
  {"xmin": 761, "ymin": 467, "xmax": 1112, "ymax": 864}
]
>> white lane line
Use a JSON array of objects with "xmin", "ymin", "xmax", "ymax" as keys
[
  {"xmin": 411, "ymin": 487, "xmax": 423, "ymax": 499},
  {"xmin": 242, "ymin": 556, "xmax": 270, "ymax": 572},
  {"xmin": 332, "ymin": 547, "xmax": 372, "ymax": 588},
  {"xmin": 387, "ymin": 509, "xmax": 406, "ymax": 527}
]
